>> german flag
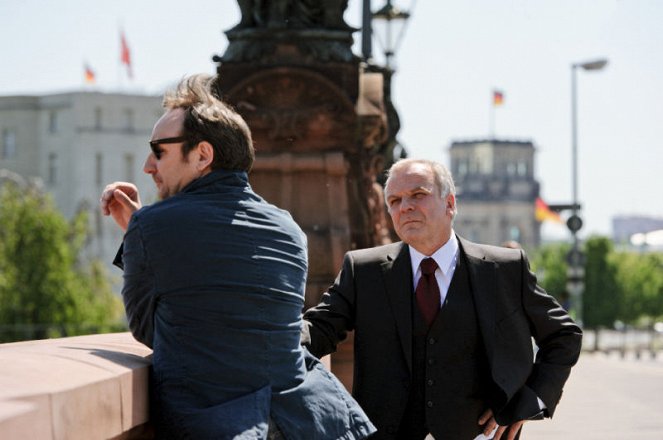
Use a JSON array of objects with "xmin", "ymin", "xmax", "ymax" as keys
[
  {"xmin": 84, "ymin": 63, "xmax": 96, "ymax": 84},
  {"xmin": 493, "ymin": 89, "xmax": 504, "ymax": 106},
  {"xmin": 535, "ymin": 197, "xmax": 563, "ymax": 223}
]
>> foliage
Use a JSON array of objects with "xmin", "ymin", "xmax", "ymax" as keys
[
  {"xmin": 613, "ymin": 251, "xmax": 663, "ymax": 324},
  {"xmin": 531, "ymin": 242, "xmax": 570, "ymax": 306},
  {"xmin": 0, "ymin": 181, "xmax": 124, "ymax": 342},
  {"xmin": 583, "ymin": 236, "xmax": 620, "ymax": 328},
  {"xmin": 533, "ymin": 235, "xmax": 663, "ymax": 328}
]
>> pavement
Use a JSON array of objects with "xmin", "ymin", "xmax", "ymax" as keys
[{"xmin": 521, "ymin": 351, "xmax": 663, "ymax": 439}]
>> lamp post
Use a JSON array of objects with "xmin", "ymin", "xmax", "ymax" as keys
[
  {"xmin": 370, "ymin": 0, "xmax": 411, "ymax": 69},
  {"xmin": 360, "ymin": 0, "xmax": 412, "ymax": 169},
  {"xmin": 568, "ymin": 58, "xmax": 608, "ymax": 326}
]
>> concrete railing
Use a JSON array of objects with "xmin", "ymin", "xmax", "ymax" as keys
[
  {"xmin": 0, "ymin": 333, "xmax": 153, "ymax": 440},
  {"xmin": 582, "ymin": 327, "xmax": 663, "ymax": 359}
]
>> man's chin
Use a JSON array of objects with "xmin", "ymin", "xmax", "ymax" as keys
[{"xmin": 398, "ymin": 230, "xmax": 422, "ymax": 244}]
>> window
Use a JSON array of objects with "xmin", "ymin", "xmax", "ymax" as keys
[
  {"xmin": 509, "ymin": 226, "xmax": 521, "ymax": 242},
  {"xmin": 49, "ymin": 111, "xmax": 58, "ymax": 133},
  {"xmin": 95, "ymin": 153, "xmax": 103, "ymax": 186},
  {"xmin": 94, "ymin": 107, "xmax": 102, "ymax": 130},
  {"xmin": 48, "ymin": 153, "xmax": 57, "ymax": 184},
  {"xmin": 507, "ymin": 163, "xmax": 516, "ymax": 176},
  {"xmin": 458, "ymin": 161, "xmax": 468, "ymax": 176},
  {"xmin": 124, "ymin": 108, "xmax": 134, "ymax": 132},
  {"xmin": 124, "ymin": 153, "xmax": 135, "ymax": 182},
  {"xmin": 1, "ymin": 129, "xmax": 17, "ymax": 159},
  {"xmin": 517, "ymin": 161, "xmax": 527, "ymax": 176}
]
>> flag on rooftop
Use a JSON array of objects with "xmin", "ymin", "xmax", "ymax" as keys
[
  {"xmin": 120, "ymin": 30, "xmax": 132, "ymax": 79},
  {"xmin": 84, "ymin": 63, "xmax": 96, "ymax": 84},
  {"xmin": 493, "ymin": 89, "xmax": 504, "ymax": 106}
]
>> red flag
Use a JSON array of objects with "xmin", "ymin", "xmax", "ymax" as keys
[
  {"xmin": 535, "ymin": 197, "xmax": 563, "ymax": 223},
  {"xmin": 493, "ymin": 89, "xmax": 504, "ymax": 106},
  {"xmin": 120, "ymin": 30, "xmax": 133, "ymax": 79},
  {"xmin": 84, "ymin": 63, "xmax": 96, "ymax": 84}
]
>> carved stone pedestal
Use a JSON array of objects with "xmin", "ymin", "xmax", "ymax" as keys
[{"xmin": 214, "ymin": 2, "xmax": 392, "ymax": 389}]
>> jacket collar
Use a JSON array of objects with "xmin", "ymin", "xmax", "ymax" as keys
[
  {"xmin": 181, "ymin": 169, "xmax": 249, "ymax": 194},
  {"xmin": 381, "ymin": 243, "xmax": 414, "ymax": 373},
  {"xmin": 457, "ymin": 235, "xmax": 497, "ymax": 365}
]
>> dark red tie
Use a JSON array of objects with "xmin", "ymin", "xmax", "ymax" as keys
[{"xmin": 416, "ymin": 258, "xmax": 441, "ymax": 327}]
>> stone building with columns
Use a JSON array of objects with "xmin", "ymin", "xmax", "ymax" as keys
[{"xmin": 449, "ymin": 138, "xmax": 541, "ymax": 249}]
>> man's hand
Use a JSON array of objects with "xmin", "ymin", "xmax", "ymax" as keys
[
  {"xmin": 478, "ymin": 408, "xmax": 525, "ymax": 440},
  {"xmin": 100, "ymin": 182, "xmax": 142, "ymax": 231}
]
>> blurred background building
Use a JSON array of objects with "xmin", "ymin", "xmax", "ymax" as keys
[
  {"xmin": 0, "ymin": 92, "xmax": 161, "ymax": 278},
  {"xmin": 612, "ymin": 215, "xmax": 663, "ymax": 244},
  {"xmin": 449, "ymin": 138, "xmax": 540, "ymax": 248}
]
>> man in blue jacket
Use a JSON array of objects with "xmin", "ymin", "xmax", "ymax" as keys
[{"xmin": 100, "ymin": 74, "xmax": 375, "ymax": 440}]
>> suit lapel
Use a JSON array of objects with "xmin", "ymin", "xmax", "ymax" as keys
[
  {"xmin": 458, "ymin": 236, "xmax": 498, "ymax": 366},
  {"xmin": 381, "ymin": 243, "xmax": 414, "ymax": 373}
]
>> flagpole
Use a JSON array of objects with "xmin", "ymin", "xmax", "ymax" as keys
[
  {"xmin": 119, "ymin": 25, "xmax": 133, "ymax": 91},
  {"xmin": 490, "ymin": 89, "xmax": 504, "ymax": 139},
  {"xmin": 118, "ymin": 23, "xmax": 123, "ymax": 91},
  {"xmin": 489, "ymin": 92, "xmax": 495, "ymax": 139}
]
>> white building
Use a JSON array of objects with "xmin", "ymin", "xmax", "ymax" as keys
[
  {"xmin": 612, "ymin": 215, "xmax": 663, "ymax": 245},
  {"xmin": 0, "ymin": 91, "xmax": 163, "ymax": 285}
]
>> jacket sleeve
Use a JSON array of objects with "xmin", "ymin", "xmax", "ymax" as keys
[
  {"xmin": 517, "ymin": 249, "xmax": 582, "ymax": 419},
  {"xmin": 118, "ymin": 215, "xmax": 156, "ymax": 348},
  {"xmin": 301, "ymin": 252, "xmax": 357, "ymax": 358}
]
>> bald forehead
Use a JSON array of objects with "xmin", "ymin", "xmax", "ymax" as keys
[
  {"xmin": 385, "ymin": 162, "xmax": 436, "ymax": 197},
  {"xmin": 152, "ymin": 108, "xmax": 185, "ymax": 138},
  {"xmin": 390, "ymin": 161, "xmax": 432, "ymax": 178}
]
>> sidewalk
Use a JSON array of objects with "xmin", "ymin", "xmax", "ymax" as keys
[{"xmin": 522, "ymin": 352, "xmax": 663, "ymax": 439}]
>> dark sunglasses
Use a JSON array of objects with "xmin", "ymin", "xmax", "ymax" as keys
[
  {"xmin": 149, "ymin": 136, "xmax": 187, "ymax": 147},
  {"xmin": 149, "ymin": 136, "xmax": 188, "ymax": 159}
]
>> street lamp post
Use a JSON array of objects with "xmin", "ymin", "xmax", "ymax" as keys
[
  {"xmin": 568, "ymin": 58, "xmax": 608, "ymax": 326},
  {"xmin": 360, "ymin": 0, "xmax": 412, "ymax": 169},
  {"xmin": 370, "ymin": 0, "xmax": 411, "ymax": 69}
]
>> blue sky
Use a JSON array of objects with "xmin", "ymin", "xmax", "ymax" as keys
[{"xmin": 2, "ymin": 0, "xmax": 662, "ymax": 238}]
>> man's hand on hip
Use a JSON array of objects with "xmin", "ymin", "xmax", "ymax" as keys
[{"xmin": 478, "ymin": 408, "xmax": 525, "ymax": 440}]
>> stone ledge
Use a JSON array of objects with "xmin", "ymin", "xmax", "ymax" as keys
[{"xmin": 0, "ymin": 332, "xmax": 152, "ymax": 440}]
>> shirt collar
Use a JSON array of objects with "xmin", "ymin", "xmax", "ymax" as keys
[{"xmin": 409, "ymin": 232, "xmax": 459, "ymax": 277}]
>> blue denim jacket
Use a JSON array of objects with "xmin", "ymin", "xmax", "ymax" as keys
[{"xmin": 116, "ymin": 170, "xmax": 375, "ymax": 439}]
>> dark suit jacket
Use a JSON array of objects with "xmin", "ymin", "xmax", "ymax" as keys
[{"xmin": 302, "ymin": 236, "xmax": 582, "ymax": 437}]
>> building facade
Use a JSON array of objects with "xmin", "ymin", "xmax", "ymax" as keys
[
  {"xmin": 449, "ymin": 139, "xmax": 541, "ymax": 249},
  {"xmin": 612, "ymin": 215, "xmax": 663, "ymax": 245},
  {"xmin": 0, "ymin": 91, "xmax": 162, "ymax": 284}
]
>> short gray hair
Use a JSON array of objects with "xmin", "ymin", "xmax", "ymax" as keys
[{"xmin": 385, "ymin": 158, "xmax": 458, "ymax": 218}]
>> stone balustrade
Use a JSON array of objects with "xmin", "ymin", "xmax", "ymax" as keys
[{"xmin": 0, "ymin": 333, "xmax": 152, "ymax": 440}]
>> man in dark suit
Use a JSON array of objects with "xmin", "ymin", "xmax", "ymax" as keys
[{"xmin": 302, "ymin": 158, "xmax": 582, "ymax": 440}]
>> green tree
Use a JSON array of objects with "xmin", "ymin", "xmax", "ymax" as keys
[
  {"xmin": 0, "ymin": 181, "xmax": 124, "ymax": 342},
  {"xmin": 583, "ymin": 236, "xmax": 619, "ymax": 328},
  {"xmin": 532, "ymin": 235, "xmax": 663, "ymax": 327},
  {"xmin": 614, "ymin": 251, "xmax": 663, "ymax": 324},
  {"xmin": 532, "ymin": 242, "xmax": 569, "ymax": 305}
]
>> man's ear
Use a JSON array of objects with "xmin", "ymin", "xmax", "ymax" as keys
[
  {"xmin": 196, "ymin": 141, "xmax": 215, "ymax": 171},
  {"xmin": 446, "ymin": 194, "xmax": 456, "ymax": 213}
]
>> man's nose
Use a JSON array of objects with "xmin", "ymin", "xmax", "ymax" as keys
[
  {"xmin": 400, "ymin": 197, "xmax": 415, "ymax": 212},
  {"xmin": 143, "ymin": 154, "xmax": 156, "ymax": 174}
]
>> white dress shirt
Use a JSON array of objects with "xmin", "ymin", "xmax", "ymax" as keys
[{"xmin": 409, "ymin": 232, "xmax": 459, "ymax": 308}]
